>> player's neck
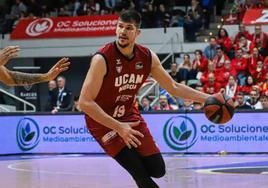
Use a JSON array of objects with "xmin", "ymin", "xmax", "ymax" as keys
[{"xmin": 116, "ymin": 41, "xmax": 135, "ymax": 59}]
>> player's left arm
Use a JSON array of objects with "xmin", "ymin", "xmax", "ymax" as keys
[
  {"xmin": 0, "ymin": 57, "xmax": 70, "ymax": 86},
  {"xmin": 150, "ymin": 51, "xmax": 210, "ymax": 103}
]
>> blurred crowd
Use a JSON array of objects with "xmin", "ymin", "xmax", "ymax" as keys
[
  {"xmin": 1, "ymin": 0, "xmax": 268, "ymax": 112},
  {"xmin": 0, "ymin": 0, "xmax": 224, "ymax": 35},
  {"xmin": 140, "ymin": 24, "xmax": 268, "ymax": 112}
]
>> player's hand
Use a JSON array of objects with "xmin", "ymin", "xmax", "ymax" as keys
[
  {"xmin": 0, "ymin": 46, "xmax": 20, "ymax": 66},
  {"xmin": 117, "ymin": 121, "xmax": 144, "ymax": 149},
  {"xmin": 46, "ymin": 58, "xmax": 70, "ymax": 81}
]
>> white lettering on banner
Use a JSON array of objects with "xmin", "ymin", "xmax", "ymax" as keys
[
  {"xmin": 53, "ymin": 26, "xmax": 116, "ymax": 32},
  {"xmin": 72, "ymin": 20, "xmax": 118, "ymax": 27},
  {"xmin": 255, "ymin": 10, "xmax": 268, "ymax": 23},
  {"xmin": 57, "ymin": 21, "xmax": 71, "ymax": 28}
]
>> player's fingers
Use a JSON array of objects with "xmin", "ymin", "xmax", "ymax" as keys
[
  {"xmin": 128, "ymin": 121, "xmax": 140, "ymax": 127},
  {"xmin": 60, "ymin": 62, "xmax": 70, "ymax": 69},
  {"xmin": 126, "ymin": 141, "xmax": 131, "ymax": 149},
  {"xmin": 130, "ymin": 135, "xmax": 141, "ymax": 146},
  {"xmin": 3, "ymin": 46, "xmax": 19, "ymax": 54},
  {"xmin": 58, "ymin": 57, "xmax": 69, "ymax": 65},
  {"xmin": 131, "ymin": 129, "xmax": 144, "ymax": 138},
  {"xmin": 129, "ymin": 139, "xmax": 138, "ymax": 148}
]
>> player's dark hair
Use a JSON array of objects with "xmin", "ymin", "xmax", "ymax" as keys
[{"xmin": 119, "ymin": 10, "xmax": 141, "ymax": 28}]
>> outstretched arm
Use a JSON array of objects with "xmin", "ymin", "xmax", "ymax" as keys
[
  {"xmin": 0, "ymin": 57, "xmax": 70, "ymax": 86},
  {"xmin": 0, "ymin": 46, "xmax": 20, "ymax": 66},
  {"xmin": 150, "ymin": 51, "xmax": 210, "ymax": 103}
]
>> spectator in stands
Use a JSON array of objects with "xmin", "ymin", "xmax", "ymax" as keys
[
  {"xmin": 260, "ymin": 72, "xmax": 268, "ymax": 95},
  {"xmin": 155, "ymin": 4, "xmax": 170, "ymax": 28},
  {"xmin": 213, "ymin": 46, "xmax": 229, "ymax": 75},
  {"xmin": 222, "ymin": 75, "xmax": 238, "ymax": 98},
  {"xmin": 217, "ymin": 28, "xmax": 233, "ymax": 54},
  {"xmin": 237, "ymin": 75, "xmax": 255, "ymax": 95},
  {"xmin": 260, "ymin": 94, "xmax": 268, "ymax": 109},
  {"xmin": 246, "ymin": 89, "xmax": 263, "ymax": 109},
  {"xmin": 217, "ymin": 59, "xmax": 236, "ymax": 87},
  {"xmin": 252, "ymin": 25, "xmax": 268, "ymax": 56},
  {"xmin": 153, "ymin": 95, "xmax": 177, "ymax": 111},
  {"xmin": 58, "ymin": 6, "xmax": 70, "ymax": 17},
  {"xmin": 72, "ymin": 95, "xmax": 81, "ymax": 112},
  {"xmin": 234, "ymin": 92, "xmax": 251, "ymax": 109},
  {"xmin": 248, "ymin": 47, "xmax": 263, "ymax": 76},
  {"xmin": 200, "ymin": 60, "xmax": 215, "ymax": 85},
  {"xmin": 72, "ymin": 0, "xmax": 81, "ymax": 16},
  {"xmin": 188, "ymin": 0, "xmax": 203, "ymax": 29},
  {"xmin": 141, "ymin": 3, "xmax": 156, "ymax": 28},
  {"xmin": 179, "ymin": 98, "xmax": 194, "ymax": 111},
  {"xmin": 204, "ymin": 36, "xmax": 218, "ymax": 60},
  {"xmin": 10, "ymin": 0, "xmax": 27, "ymax": 20},
  {"xmin": 140, "ymin": 96, "xmax": 152, "ymax": 112},
  {"xmin": 234, "ymin": 24, "xmax": 252, "ymax": 45},
  {"xmin": 51, "ymin": 76, "xmax": 73, "ymax": 113},
  {"xmin": 184, "ymin": 11, "xmax": 197, "ymax": 41},
  {"xmin": 252, "ymin": 61, "xmax": 267, "ymax": 84},
  {"xmin": 231, "ymin": 48, "xmax": 248, "ymax": 86},
  {"xmin": 201, "ymin": 0, "xmax": 214, "ymax": 29},
  {"xmin": 45, "ymin": 80, "xmax": 57, "ymax": 111},
  {"xmin": 191, "ymin": 50, "xmax": 208, "ymax": 80},
  {"xmin": 193, "ymin": 102, "xmax": 203, "ymax": 110},
  {"xmin": 169, "ymin": 62, "xmax": 181, "ymax": 83},
  {"xmin": 235, "ymin": 35, "xmax": 254, "ymax": 56},
  {"xmin": 203, "ymin": 72, "xmax": 221, "ymax": 94},
  {"xmin": 178, "ymin": 54, "xmax": 192, "ymax": 84}
]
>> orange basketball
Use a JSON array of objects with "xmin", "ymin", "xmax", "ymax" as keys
[{"xmin": 204, "ymin": 93, "xmax": 235, "ymax": 124}]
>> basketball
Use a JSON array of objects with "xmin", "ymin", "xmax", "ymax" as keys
[{"xmin": 204, "ymin": 93, "xmax": 235, "ymax": 124}]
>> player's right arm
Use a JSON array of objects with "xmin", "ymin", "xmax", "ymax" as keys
[
  {"xmin": 79, "ymin": 54, "xmax": 143, "ymax": 148},
  {"xmin": 0, "ymin": 58, "xmax": 70, "ymax": 86}
]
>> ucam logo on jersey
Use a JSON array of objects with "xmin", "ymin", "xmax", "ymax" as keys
[{"xmin": 115, "ymin": 74, "xmax": 144, "ymax": 92}]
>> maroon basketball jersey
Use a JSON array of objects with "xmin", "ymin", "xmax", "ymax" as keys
[{"xmin": 85, "ymin": 42, "xmax": 152, "ymax": 126}]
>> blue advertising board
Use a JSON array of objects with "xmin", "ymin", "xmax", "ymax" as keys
[{"xmin": 0, "ymin": 112, "xmax": 267, "ymax": 155}]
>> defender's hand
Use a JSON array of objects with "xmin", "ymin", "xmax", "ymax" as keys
[
  {"xmin": 0, "ymin": 46, "xmax": 20, "ymax": 66},
  {"xmin": 46, "ymin": 58, "xmax": 70, "ymax": 81}
]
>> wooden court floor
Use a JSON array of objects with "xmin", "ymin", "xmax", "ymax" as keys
[{"xmin": 0, "ymin": 154, "xmax": 267, "ymax": 188}]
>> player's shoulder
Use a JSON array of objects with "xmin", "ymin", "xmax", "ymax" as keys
[
  {"xmin": 135, "ymin": 43, "xmax": 151, "ymax": 56},
  {"xmin": 97, "ymin": 42, "xmax": 115, "ymax": 54}
]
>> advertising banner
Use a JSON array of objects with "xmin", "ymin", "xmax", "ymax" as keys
[
  {"xmin": 10, "ymin": 15, "xmax": 118, "ymax": 40},
  {"xmin": 0, "ymin": 112, "xmax": 268, "ymax": 155},
  {"xmin": 243, "ymin": 9, "xmax": 268, "ymax": 25}
]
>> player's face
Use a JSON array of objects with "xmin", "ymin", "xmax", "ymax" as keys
[{"xmin": 116, "ymin": 20, "xmax": 140, "ymax": 48}]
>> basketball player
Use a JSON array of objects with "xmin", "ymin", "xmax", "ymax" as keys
[
  {"xmin": 79, "ymin": 10, "xmax": 210, "ymax": 188},
  {"xmin": 0, "ymin": 45, "xmax": 70, "ymax": 86}
]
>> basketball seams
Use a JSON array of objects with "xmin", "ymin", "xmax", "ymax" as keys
[{"xmin": 204, "ymin": 93, "xmax": 234, "ymax": 124}]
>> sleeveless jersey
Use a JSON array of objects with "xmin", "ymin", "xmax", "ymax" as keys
[{"xmin": 85, "ymin": 42, "xmax": 152, "ymax": 126}]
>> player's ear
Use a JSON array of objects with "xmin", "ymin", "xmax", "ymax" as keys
[{"xmin": 137, "ymin": 29, "xmax": 141, "ymax": 36}]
